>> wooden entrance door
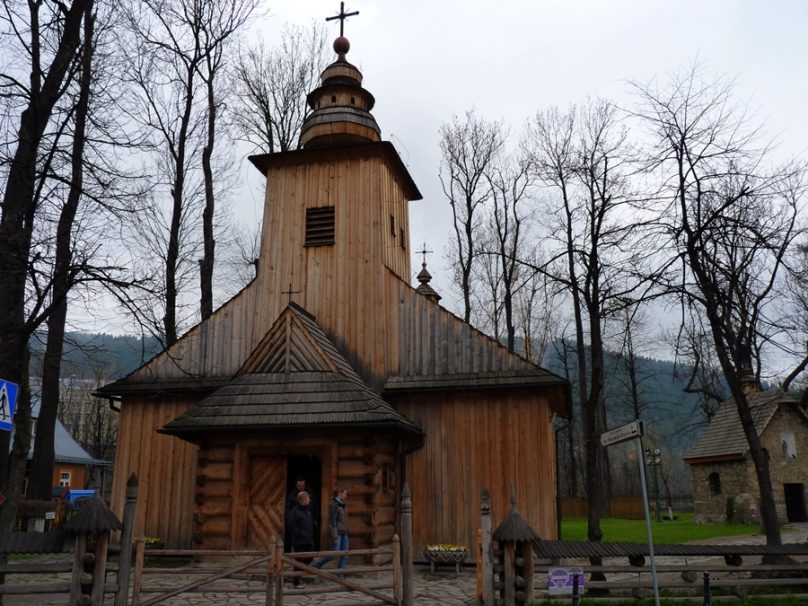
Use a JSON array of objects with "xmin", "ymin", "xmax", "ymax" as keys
[
  {"xmin": 784, "ymin": 483, "xmax": 807, "ymax": 522},
  {"xmin": 247, "ymin": 455, "xmax": 286, "ymax": 549}
]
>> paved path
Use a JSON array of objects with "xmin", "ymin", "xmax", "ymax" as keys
[{"xmin": 4, "ymin": 558, "xmax": 479, "ymax": 605}]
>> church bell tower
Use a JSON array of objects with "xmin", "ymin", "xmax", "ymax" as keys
[{"xmin": 249, "ymin": 16, "xmax": 422, "ymax": 385}]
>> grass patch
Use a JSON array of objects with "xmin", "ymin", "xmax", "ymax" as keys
[{"xmin": 561, "ymin": 513, "xmax": 762, "ymax": 544}]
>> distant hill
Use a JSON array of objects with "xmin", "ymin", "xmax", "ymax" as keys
[{"xmin": 29, "ymin": 331, "xmax": 163, "ymax": 381}]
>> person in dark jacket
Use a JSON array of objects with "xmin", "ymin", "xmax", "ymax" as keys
[
  {"xmin": 314, "ymin": 487, "xmax": 349, "ymax": 577},
  {"xmin": 287, "ymin": 491, "xmax": 314, "ymax": 586}
]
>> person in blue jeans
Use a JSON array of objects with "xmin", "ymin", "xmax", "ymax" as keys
[{"xmin": 315, "ymin": 487, "xmax": 349, "ymax": 577}]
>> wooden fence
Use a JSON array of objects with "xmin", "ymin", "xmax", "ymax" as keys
[
  {"xmin": 561, "ymin": 496, "xmax": 693, "ymax": 519},
  {"xmin": 1, "ymin": 476, "xmax": 415, "ymax": 606},
  {"xmin": 128, "ymin": 537, "xmax": 402, "ymax": 606}
]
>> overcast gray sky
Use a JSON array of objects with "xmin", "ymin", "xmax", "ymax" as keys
[
  {"xmin": 248, "ymin": 0, "xmax": 808, "ymax": 309},
  {"xmin": 75, "ymin": 1, "xmax": 808, "ymax": 344}
]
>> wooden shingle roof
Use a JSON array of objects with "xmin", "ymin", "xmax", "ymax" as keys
[
  {"xmin": 683, "ymin": 389, "xmax": 806, "ymax": 463},
  {"xmin": 160, "ymin": 304, "xmax": 422, "ymax": 439}
]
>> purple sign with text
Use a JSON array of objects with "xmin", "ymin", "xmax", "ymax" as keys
[{"xmin": 548, "ymin": 567, "xmax": 585, "ymax": 595}]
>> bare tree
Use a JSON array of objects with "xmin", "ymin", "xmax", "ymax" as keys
[
  {"xmin": 485, "ymin": 151, "xmax": 534, "ymax": 351},
  {"xmin": 123, "ymin": 0, "xmax": 255, "ymax": 344},
  {"xmin": 231, "ymin": 22, "xmax": 328, "ymax": 153},
  {"xmin": 0, "ymin": 0, "xmax": 93, "ymax": 545},
  {"xmin": 29, "ymin": 1, "xmax": 96, "ymax": 500},
  {"xmin": 526, "ymin": 99, "xmax": 655, "ymax": 555},
  {"xmin": 439, "ymin": 111, "xmax": 504, "ymax": 324},
  {"xmin": 196, "ymin": 0, "xmax": 258, "ymax": 320},
  {"xmin": 632, "ymin": 64, "xmax": 807, "ymax": 546}
]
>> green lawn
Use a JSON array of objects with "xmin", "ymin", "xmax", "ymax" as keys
[{"xmin": 561, "ymin": 513, "xmax": 763, "ymax": 544}]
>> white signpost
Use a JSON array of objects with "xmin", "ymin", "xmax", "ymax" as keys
[
  {"xmin": 600, "ymin": 420, "xmax": 660, "ymax": 606},
  {"xmin": 600, "ymin": 419, "xmax": 644, "ymax": 446},
  {"xmin": 0, "ymin": 379, "xmax": 18, "ymax": 432}
]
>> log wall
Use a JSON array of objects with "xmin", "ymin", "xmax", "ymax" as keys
[
  {"xmin": 393, "ymin": 388, "xmax": 559, "ymax": 557},
  {"xmin": 190, "ymin": 431, "xmax": 401, "ymax": 555}
]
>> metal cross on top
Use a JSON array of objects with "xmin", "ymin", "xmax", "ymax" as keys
[
  {"xmin": 418, "ymin": 243, "xmax": 433, "ymax": 265},
  {"xmin": 326, "ymin": 1, "xmax": 359, "ymax": 37}
]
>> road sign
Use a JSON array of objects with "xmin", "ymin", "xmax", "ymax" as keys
[
  {"xmin": 0, "ymin": 379, "xmax": 19, "ymax": 431},
  {"xmin": 600, "ymin": 419, "xmax": 644, "ymax": 447}
]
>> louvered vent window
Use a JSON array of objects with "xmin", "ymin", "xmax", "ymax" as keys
[{"xmin": 305, "ymin": 206, "xmax": 335, "ymax": 246}]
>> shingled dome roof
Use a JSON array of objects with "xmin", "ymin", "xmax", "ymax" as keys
[{"xmin": 160, "ymin": 304, "xmax": 422, "ymax": 439}]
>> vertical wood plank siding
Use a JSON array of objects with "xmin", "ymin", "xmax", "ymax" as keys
[
  {"xmin": 110, "ymin": 147, "xmax": 564, "ymax": 551},
  {"xmin": 393, "ymin": 389, "xmax": 558, "ymax": 555},
  {"xmin": 110, "ymin": 396, "xmax": 198, "ymax": 548}
]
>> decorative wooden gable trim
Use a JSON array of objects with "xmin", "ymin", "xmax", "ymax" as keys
[{"xmin": 238, "ymin": 305, "xmax": 339, "ymax": 374}]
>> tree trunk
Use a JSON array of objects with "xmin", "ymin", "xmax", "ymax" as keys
[
  {"xmin": 29, "ymin": 4, "xmax": 95, "ymax": 500},
  {"xmin": 200, "ymin": 64, "xmax": 216, "ymax": 321},
  {"xmin": 0, "ymin": 1, "xmax": 91, "ymax": 546}
]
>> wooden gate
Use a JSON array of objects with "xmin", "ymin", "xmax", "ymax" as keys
[{"xmin": 247, "ymin": 455, "xmax": 286, "ymax": 549}]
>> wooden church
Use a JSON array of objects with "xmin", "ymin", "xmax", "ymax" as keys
[{"xmin": 99, "ymin": 30, "xmax": 569, "ymax": 557}]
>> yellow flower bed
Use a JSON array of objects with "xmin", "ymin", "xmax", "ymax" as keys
[{"xmin": 425, "ymin": 544, "xmax": 469, "ymax": 553}]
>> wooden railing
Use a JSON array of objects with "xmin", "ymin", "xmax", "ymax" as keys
[
  {"xmin": 128, "ymin": 536, "xmax": 402, "ymax": 606},
  {"xmin": 532, "ymin": 560, "xmax": 808, "ymax": 602}
]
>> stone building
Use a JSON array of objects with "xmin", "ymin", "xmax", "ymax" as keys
[{"xmin": 684, "ymin": 388, "xmax": 808, "ymax": 524}]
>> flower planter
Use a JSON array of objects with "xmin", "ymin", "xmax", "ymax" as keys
[{"xmin": 423, "ymin": 545, "xmax": 469, "ymax": 573}]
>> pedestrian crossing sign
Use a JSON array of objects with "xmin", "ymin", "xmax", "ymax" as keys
[{"xmin": 0, "ymin": 379, "xmax": 18, "ymax": 431}]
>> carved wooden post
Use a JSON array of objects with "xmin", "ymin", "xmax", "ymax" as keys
[
  {"xmin": 115, "ymin": 473, "xmax": 138, "ymax": 606},
  {"xmin": 64, "ymin": 497, "xmax": 123, "ymax": 606},
  {"xmin": 481, "ymin": 486, "xmax": 493, "ymax": 606},
  {"xmin": 69, "ymin": 534, "xmax": 88, "ymax": 606},
  {"xmin": 401, "ymin": 483, "xmax": 413, "ymax": 606}
]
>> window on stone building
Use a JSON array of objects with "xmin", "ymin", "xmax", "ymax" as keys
[
  {"xmin": 708, "ymin": 472, "xmax": 721, "ymax": 497},
  {"xmin": 781, "ymin": 431, "xmax": 797, "ymax": 458}
]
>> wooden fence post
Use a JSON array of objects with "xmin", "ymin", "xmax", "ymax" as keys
[
  {"xmin": 69, "ymin": 534, "xmax": 88, "ymax": 606},
  {"xmin": 481, "ymin": 486, "xmax": 493, "ymax": 606},
  {"xmin": 401, "ymin": 483, "xmax": 413, "ymax": 606},
  {"xmin": 115, "ymin": 473, "xmax": 138, "ymax": 606},
  {"xmin": 392, "ymin": 534, "xmax": 402, "ymax": 605},
  {"xmin": 131, "ymin": 534, "xmax": 146, "ymax": 606},
  {"xmin": 265, "ymin": 536, "xmax": 275, "ymax": 606},
  {"xmin": 273, "ymin": 539, "xmax": 284, "ymax": 605}
]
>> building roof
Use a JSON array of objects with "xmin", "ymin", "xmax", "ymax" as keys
[
  {"xmin": 12, "ymin": 399, "xmax": 110, "ymax": 466},
  {"xmin": 683, "ymin": 389, "xmax": 807, "ymax": 463},
  {"xmin": 160, "ymin": 304, "xmax": 423, "ymax": 439}
]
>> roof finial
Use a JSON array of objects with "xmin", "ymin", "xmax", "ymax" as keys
[
  {"xmin": 326, "ymin": 2, "xmax": 359, "ymax": 37},
  {"xmin": 418, "ymin": 242, "xmax": 433, "ymax": 266}
]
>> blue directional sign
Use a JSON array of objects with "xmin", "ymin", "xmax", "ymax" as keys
[{"xmin": 0, "ymin": 379, "xmax": 18, "ymax": 432}]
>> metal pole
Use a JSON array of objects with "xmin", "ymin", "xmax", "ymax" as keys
[
  {"xmin": 571, "ymin": 573, "xmax": 580, "ymax": 606},
  {"xmin": 653, "ymin": 459, "xmax": 661, "ymax": 522},
  {"xmin": 636, "ymin": 436, "xmax": 660, "ymax": 606},
  {"xmin": 703, "ymin": 571, "xmax": 711, "ymax": 606}
]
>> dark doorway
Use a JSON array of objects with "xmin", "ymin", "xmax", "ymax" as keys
[
  {"xmin": 286, "ymin": 455, "xmax": 323, "ymax": 549},
  {"xmin": 784, "ymin": 483, "xmax": 807, "ymax": 522}
]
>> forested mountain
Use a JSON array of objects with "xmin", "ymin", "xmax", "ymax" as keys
[
  {"xmin": 29, "ymin": 332, "xmax": 162, "ymax": 382},
  {"xmin": 29, "ymin": 331, "xmax": 709, "ymax": 495}
]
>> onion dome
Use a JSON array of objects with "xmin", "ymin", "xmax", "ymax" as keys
[
  {"xmin": 415, "ymin": 261, "xmax": 441, "ymax": 303},
  {"xmin": 299, "ymin": 36, "xmax": 381, "ymax": 149}
]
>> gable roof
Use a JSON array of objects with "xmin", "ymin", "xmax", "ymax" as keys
[
  {"xmin": 683, "ymin": 389, "xmax": 807, "ymax": 463},
  {"xmin": 11, "ymin": 399, "xmax": 110, "ymax": 466},
  {"xmin": 160, "ymin": 304, "xmax": 422, "ymax": 439}
]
